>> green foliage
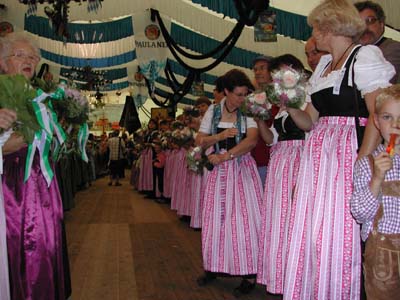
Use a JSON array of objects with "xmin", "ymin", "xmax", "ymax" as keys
[
  {"xmin": 0, "ymin": 74, "xmax": 41, "ymax": 143},
  {"xmin": 31, "ymin": 77, "xmax": 58, "ymax": 93}
]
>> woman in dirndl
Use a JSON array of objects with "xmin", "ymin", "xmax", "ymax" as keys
[
  {"xmin": 137, "ymin": 119, "xmax": 157, "ymax": 195},
  {"xmin": 256, "ymin": 54, "xmax": 306, "ymax": 295},
  {"xmin": 195, "ymin": 69, "xmax": 263, "ymax": 296},
  {"xmin": 282, "ymin": 1, "xmax": 395, "ymax": 299},
  {"xmin": 0, "ymin": 32, "xmax": 68, "ymax": 300}
]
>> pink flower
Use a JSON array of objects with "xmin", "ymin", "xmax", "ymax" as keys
[
  {"xmin": 194, "ymin": 152, "xmax": 202, "ymax": 160},
  {"xmin": 253, "ymin": 92, "xmax": 267, "ymax": 104},
  {"xmin": 280, "ymin": 93, "xmax": 289, "ymax": 104}
]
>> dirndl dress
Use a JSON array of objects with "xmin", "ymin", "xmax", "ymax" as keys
[{"xmin": 3, "ymin": 148, "xmax": 65, "ymax": 300}]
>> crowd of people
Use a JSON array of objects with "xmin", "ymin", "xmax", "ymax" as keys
[
  {"xmin": 129, "ymin": 1, "xmax": 400, "ymax": 299},
  {"xmin": 0, "ymin": 0, "xmax": 399, "ymax": 300}
]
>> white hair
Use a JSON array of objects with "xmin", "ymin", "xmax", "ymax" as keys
[{"xmin": 0, "ymin": 32, "xmax": 40, "ymax": 58}]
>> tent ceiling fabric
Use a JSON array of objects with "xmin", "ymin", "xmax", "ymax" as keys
[
  {"xmin": 1, "ymin": 0, "xmax": 399, "ymax": 100},
  {"xmin": 270, "ymin": 0, "xmax": 400, "ymax": 30}
]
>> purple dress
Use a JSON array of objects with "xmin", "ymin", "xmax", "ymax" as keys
[{"xmin": 3, "ymin": 147, "xmax": 65, "ymax": 300}]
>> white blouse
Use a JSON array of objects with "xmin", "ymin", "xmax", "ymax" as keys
[
  {"xmin": 308, "ymin": 45, "xmax": 395, "ymax": 98},
  {"xmin": 199, "ymin": 98, "xmax": 257, "ymax": 134}
]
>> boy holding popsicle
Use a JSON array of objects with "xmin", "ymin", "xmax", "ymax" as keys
[{"xmin": 351, "ymin": 84, "xmax": 400, "ymax": 300}]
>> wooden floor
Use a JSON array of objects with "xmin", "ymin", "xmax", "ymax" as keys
[{"xmin": 65, "ymin": 174, "xmax": 283, "ymax": 300}]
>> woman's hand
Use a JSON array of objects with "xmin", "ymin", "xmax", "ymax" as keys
[
  {"xmin": 3, "ymin": 133, "xmax": 26, "ymax": 155},
  {"xmin": 218, "ymin": 128, "xmax": 239, "ymax": 140},
  {"xmin": 208, "ymin": 152, "xmax": 230, "ymax": 166},
  {"xmin": 0, "ymin": 109, "xmax": 17, "ymax": 130}
]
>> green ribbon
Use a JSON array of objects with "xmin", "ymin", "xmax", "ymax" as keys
[
  {"xmin": 52, "ymin": 138, "xmax": 60, "ymax": 161},
  {"xmin": 24, "ymin": 132, "xmax": 39, "ymax": 182},
  {"xmin": 24, "ymin": 87, "xmax": 66, "ymax": 186},
  {"xmin": 48, "ymin": 101, "xmax": 67, "ymax": 145},
  {"xmin": 77, "ymin": 123, "xmax": 89, "ymax": 163},
  {"xmin": 38, "ymin": 129, "xmax": 54, "ymax": 185},
  {"xmin": 40, "ymin": 86, "xmax": 67, "ymax": 145}
]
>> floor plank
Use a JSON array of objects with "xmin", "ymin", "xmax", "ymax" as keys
[{"xmin": 65, "ymin": 174, "xmax": 282, "ymax": 300}]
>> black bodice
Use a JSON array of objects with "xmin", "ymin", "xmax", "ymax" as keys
[
  {"xmin": 274, "ymin": 114, "xmax": 305, "ymax": 142},
  {"xmin": 311, "ymin": 46, "xmax": 369, "ymax": 118},
  {"xmin": 216, "ymin": 127, "xmax": 246, "ymax": 151}
]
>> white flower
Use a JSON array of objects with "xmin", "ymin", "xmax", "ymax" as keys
[
  {"xmin": 253, "ymin": 92, "xmax": 267, "ymax": 104},
  {"xmin": 286, "ymin": 89, "xmax": 297, "ymax": 99},
  {"xmin": 281, "ymin": 70, "xmax": 299, "ymax": 89}
]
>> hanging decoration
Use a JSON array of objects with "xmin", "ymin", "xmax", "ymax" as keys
[
  {"xmin": 119, "ymin": 95, "xmax": 142, "ymax": 133},
  {"xmin": 44, "ymin": 0, "xmax": 70, "ymax": 39},
  {"xmin": 191, "ymin": 76, "xmax": 205, "ymax": 97},
  {"xmin": 87, "ymin": 0, "xmax": 102, "ymax": 13},
  {"xmin": 254, "ymin": 9, "xmax": 277, "ymax": 42},
  {"xmin": 61, "ymin": 65, "xmax": 112, "ymax": 91},
  {"xmin": 132, "ymin": 10, "xmax": 170, "ymax": 93},
  {"xmin": 145, "ymin": 1, "xmax": 268, "ymax": 108},
  {"xmin": 130, "ymin": 67, "xmax": 147, "ymax": 109},
  {"xmin": 144, "ymin": 61, "xmax": 195, "ymax": 108},
  {"xmin": 26, "ymin": 2, "xmax": 38, "ymax": 16},
  {"xmin": 20, "ymin": 0, "xmax": 105, "ymax": 39}
]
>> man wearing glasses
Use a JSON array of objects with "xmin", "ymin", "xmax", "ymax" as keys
[{"xmin": 355, "ymin": 1, "xmax": 400, "ymax": 83}]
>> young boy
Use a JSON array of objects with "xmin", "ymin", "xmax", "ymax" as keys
[{"xmin": 351, "ymin": 84, "xmax": 400, "ymax": 300}]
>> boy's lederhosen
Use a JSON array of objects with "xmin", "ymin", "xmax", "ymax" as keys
[{"xmin": 364, "ymin": 155, "xmax": 400, "ymax": 300}]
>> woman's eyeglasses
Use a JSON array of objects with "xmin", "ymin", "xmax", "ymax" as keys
[{"xmin": 4, "ymin": 50, "xmax": 40, "ymax": 63}]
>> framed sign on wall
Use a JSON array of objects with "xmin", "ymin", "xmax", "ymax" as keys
[{"xmin": 151, "ymin": 107, "xmax": 168, "ymax": 121}]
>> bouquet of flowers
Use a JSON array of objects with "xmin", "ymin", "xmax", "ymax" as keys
[
  {"xmin": 160, "ymin": 131, "xmax": 171, "ymax": 150},
  {"xmin": 171, "ymin": 120, "xmax": 184, "ymax": 131},
  {"xmin": 52, "ymin": 87, "xmax": 89, "ymax": 126},
  {"xmin": 186, "ymin": 146, "xmax": 213, "ymax": 175},
  {"xmin": 265, "ymin": 66, "xmax": 307, "ymax": 109},
  {"xmin": 240, "ymin": 91, "xmax": 272, "ymax": 120},
  {"xmin": 171, "ymin": 127, "xmax": 194, "ymax": 147},
  {"xmin": 0, "ymin": 74, "xmax": 41, "ymax": 143}
]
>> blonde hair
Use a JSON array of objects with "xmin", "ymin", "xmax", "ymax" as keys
[
  {"xmin": 0, "ymin": 32, "xmax": 40, "ymax": 58},
  {"xmin": 375, "ymin": 84, "xmax": 400, "ymax": 113},
  {"xmin": 308, "ymin": 0, "xmax": 366, "ymax": 41}
]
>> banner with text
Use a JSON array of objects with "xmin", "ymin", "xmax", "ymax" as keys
[{"xmin": 132, "ymin": 11, "xmax": 171, "ymax": 92}]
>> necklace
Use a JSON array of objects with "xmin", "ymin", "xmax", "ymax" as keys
[
  {"xmin": 330, "ymin": 43, "xmax": 354, "ymax": 71},
  {"xmin": 224, "ymin": 102, "xmax": 238, "ymax": 114}
]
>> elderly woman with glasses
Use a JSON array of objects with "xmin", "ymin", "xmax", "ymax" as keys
[
  {"xmin": 195, "ymin": 69, "xmax": 263, "ymax": 296},
  {"xmin": 0, "ymin": 33, "xmax": 67, "ymax": 300}
]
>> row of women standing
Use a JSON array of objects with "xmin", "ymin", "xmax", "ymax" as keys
[{"xmin": 196, "ymin": 1, "xmax": 396, "ymax": 299}]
